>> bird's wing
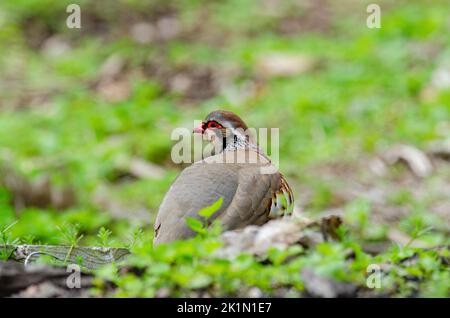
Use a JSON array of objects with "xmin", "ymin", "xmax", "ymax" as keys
[
  {"xmin": 218, "ymin": 165, "xmax": 294, "ymax": 230},
  {"xmin": 153, "ymin": 162, "xmax": 240, "ymax": 244}
]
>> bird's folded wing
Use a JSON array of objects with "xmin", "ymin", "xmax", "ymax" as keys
[
  {"xmin": 218, "ymin": 164, "xmax": 294, "ymax": 229},
  {"xmin": 153, "ymin": 162, "xmax": 239, "ymax": 244}
]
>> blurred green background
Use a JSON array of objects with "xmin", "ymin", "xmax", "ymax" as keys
[{"xmin": 0, "ymin": 0, "xmax": 449, "ymax": 252}]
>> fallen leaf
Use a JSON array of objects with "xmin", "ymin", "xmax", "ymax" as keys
[
  {"xmin": 255, "ymin": 53, "xmax": 318, "ymax": 78},
  {"xmin": 128, "ymin": 157, "xmax": 165, "ymax": 180},
  {"xmin": 382, "ymin": 144, "xmax": 433, "ymax": 178}
]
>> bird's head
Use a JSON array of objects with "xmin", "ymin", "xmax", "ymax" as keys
[{"xmin": 193, "ymin": 110, "xmax": 256, "ymax": 152}]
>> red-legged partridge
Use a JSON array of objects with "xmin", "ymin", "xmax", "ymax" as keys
[{"xmin": 153, "ymin": 110, "xmax": 294, "ymax": 245}]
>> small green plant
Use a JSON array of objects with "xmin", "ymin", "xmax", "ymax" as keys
[
  {"xmin": 406, "ymin": 225, "xmax": 434, "ymax": 248},
  {"xmin": 126, "ymin": 227, "xmax": 144, "ymax": 249},
  {"xmin": 21, "ymin": 235, "xmax": 37, "ymax": 245},
  {"xmin": 0, "ymin": 221, "xmax": 20, "ymax": 260},
  {"xmin": 186, "ymin": 197, "xmax": 223, "ymax": 236},
  {"xmin": 57, "ymin": 223, "xmax": 84, "ymax": 264},
  {"xmin": 97, "ymin": 227, "xmax": 113, "ymax": 248}
]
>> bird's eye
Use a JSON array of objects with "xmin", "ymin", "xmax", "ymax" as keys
[{"xmin": 207, "ymin": 121, "xmax": 222, "ymax": 129}]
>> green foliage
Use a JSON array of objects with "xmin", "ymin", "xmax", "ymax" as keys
[
  {"xmin": 97, "ymin": 227, "xmax": 113, "ymax": 248},
  {"xmin": 0, "ymin": 221, "xmax": 20, "ymax": 260},
  {"xmin": 91, "ymin": 200, "xmax": 448, "ymax": 297},
  {"xmin": 186, "ymin": 197, "xmax": 224, "ymax": 236},
  {"xmin": 94, "ymin": 229, "xmax": 448, "ymax": 297},
  {"xmin": 198, "ymin": 197, "xmax": 223, "ymax": 219},
  {"xmin": 57, "ymin": 223, "xmax": 84, "ymax": 247},
  {"xmin": 185, "ymin": 218, "xmax": 206, "ymax": 235},
  {"xmin": 57, "ymin": 223, "xmax": 84, "ymax": 263},
  {"xmin": 374, "ymin": 245, "xmax": 450, "ymax": 297},
  {"xmin": 344, "ymin": 199, "xmax": 387, "ymax": 241},
  {"xmin": 126, "ymin": 227, "xmax": 144, "ymax": 249}
]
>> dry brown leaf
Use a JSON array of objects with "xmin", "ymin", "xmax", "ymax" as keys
[
  {"xmin": 255, "ymin": 53, "xmax": 318, "ymax": 78},
  {"xmin": 128, "ymin": 157, "xmax": 166, "ymax": 180},
  {"xmin": 382, "ymin": 144, "xmax": 433, "ymax": 178}
]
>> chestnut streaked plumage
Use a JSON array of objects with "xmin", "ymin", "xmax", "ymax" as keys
[{"xmin": 153, "ymin": 110, "xmax": 294, "ymax": 245}]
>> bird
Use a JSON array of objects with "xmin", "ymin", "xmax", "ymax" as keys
[{"xmin": 153, "ymin": 110, "xmax": 294, "ymax": 245}]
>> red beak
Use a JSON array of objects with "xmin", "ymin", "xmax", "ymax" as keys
[{"xmin": 193, "ymin": 123, "xmax": 204, "ymax": 134}]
